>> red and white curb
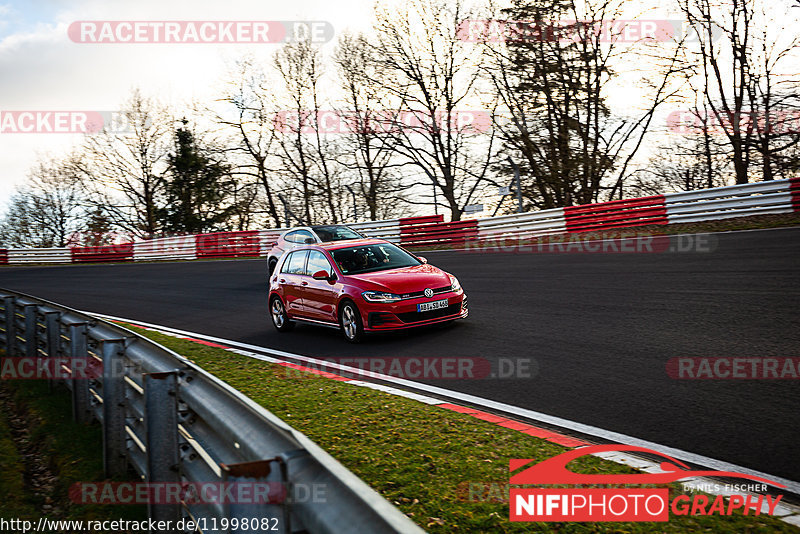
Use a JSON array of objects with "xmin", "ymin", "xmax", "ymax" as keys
[{"xmin": 90, "ymin": 312, "xmax": 800, "ymax": 526}]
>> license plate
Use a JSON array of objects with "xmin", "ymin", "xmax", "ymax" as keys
[{"xmin": 418, "ymin": 298, "xmax": 448, "ymax": 312}]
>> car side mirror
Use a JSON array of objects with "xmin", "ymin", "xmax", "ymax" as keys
[
  {"xmin": 418, "ymin": 256, "xmax": 428, "ymax": 264},
  {"xmin": 304, "ymin": 237, "xmax": 315, "ymax": 244},
  {"xmin": 312, "ymin": 270, "xmax": 335, "ymax": 282}
]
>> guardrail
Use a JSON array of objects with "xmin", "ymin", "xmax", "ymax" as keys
[
  {"xmin": 664, "ymin": 180, "xmax": 797, "ymax": 224},
  {"xmin": 1, "ymin": 178, "xmax": 798, "ymax": 265},
  {"xmin": 0, "ymin": 289, "xmax": 424, "ymax": 534}
]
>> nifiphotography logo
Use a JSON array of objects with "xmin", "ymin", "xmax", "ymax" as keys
[{"xmin": 510, "ymin": 444, "xmax": 784, "ymax": 522}]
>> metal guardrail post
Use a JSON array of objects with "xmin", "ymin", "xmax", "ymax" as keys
[
  {"xmin": 101, "ymin": 339, "xmax": 128, "ymax": 477},
  {"xmin": 221, "ymin": 459, "xmax": 288, "ymax": 534},
  {"xmin": 3, "ymin": 296, "xmax": 15, "ymax": 354},
  {"xmin": 144, "ymin": 371, "xmax": 182, "ymax": 529},
  {"xmin": 44, "ymin": 311, "xmax": 60, "ymax": 391},
  {"xmin": 69, "ymin": 323, "xmax": 92, "ymax": 423},
  {"xmin": 23, "ymin": 304, "xmax": 37, "ymax": 359}
]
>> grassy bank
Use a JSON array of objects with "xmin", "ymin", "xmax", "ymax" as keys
[{"xmin": 126, "ymin": 325, "xmax": 798, "ymax": 533}]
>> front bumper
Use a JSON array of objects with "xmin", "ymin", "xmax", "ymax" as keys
[{"xmin": 362, "ymin": 293, "xmax": 468, "ymax": 332}]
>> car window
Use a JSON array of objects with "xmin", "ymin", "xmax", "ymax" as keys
[
  {"xmin": 331, "ymin": 243, "xmax": 420, "ymax": 275},
  {"xmin": 294, "ymin": 230, "xmax": 315, "ymax": 243},
  {"xmin": 281, "ymin": 250, "xmax": 309, "ymax": 274},
  {"xmin": 285, "ymin": 230, "xmax": 315, "ymax": 244},
  {"xmin": 312, "ymin": 225, "xmax": 363, "ymax": 242},
  {"xmin": 306, "ymin": 250, "xmax": 332, "ymax": 276}
]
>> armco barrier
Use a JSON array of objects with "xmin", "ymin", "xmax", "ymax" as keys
[
  {"xmin": 787, "ymin": 176, "xmax": 800, "ymax": 212},
  {"xmin": 665, "ymin": 180, "xmax": 797, "ymax": 224},
  {"xmin": 400, "ymin": 218, "xmax": 479, "ymax": 248},
  {"xmin": 196, "ymin": 230, "xmax": 260, "ymax": 258},
  {"xmin": 477, "ymin": 208, "xmax": 566, "ymax": 239},
  {"xmin": 71, "ymin": 244, "xmax": 134, "ymax": 263},
  {"xmin": 258, "ymin": 229, "xmax": 284, "ymax": 256},
  {"xmin": 564, "ymin": 196, "xmax": 667, "ymax": 233},
  {"xmin": 350, "ymin": 219, "xmax": 402, "ymax": 243},
  {"xmin": 133, "ymin": 235, "xmax": 196, "ymax": 261},
  {"xmin": 0, "ymin": 289, "xmax": 424, "ymax": 534},
  {"xmin": 400, "ymin": 214, "xmax": 443, "ymax": 226},
  {"xmin": 0, "ymin": 249, "xmax": 7, "ymax": 265},
  {"xmin": 1, "ymin": 178, "xmax": 798, "ymax": 266},
  {"xmin": 7, "ymin": 248, "xmax": 72, "ymax": 264}
]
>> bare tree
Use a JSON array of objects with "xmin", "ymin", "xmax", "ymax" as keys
[
  {"xmin": 631, "ymin": 134, "xmax": 729, "ymax": 196},
  {"xmin": 0, "ymin": 155, "xmax": 85, "ymax": 247},
  {"xmin": 371, "ymin": 0, "xmax": 499, "ymax": 221},
  {"xmin": 77, "ymin": 90, "xmax": 172, "ymax": 238},
  {"xmin": 333, "ymin": 32, "xmax": 405, "ymax": 221},
  {"xmin": 215, "ymin": 58, "xmax": 283, "ymax": 227},
  {"xmin": 678, "ymin": 0, "xmax": 800, "ymax": 183},
  {"xmin": 273, "ymin": 40, "xmax": 346, "ymax": 225}
]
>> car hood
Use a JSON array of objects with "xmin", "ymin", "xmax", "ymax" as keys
[{"xmin": 346, "ymin": 264, "xmax": 452, "ymax": 294}]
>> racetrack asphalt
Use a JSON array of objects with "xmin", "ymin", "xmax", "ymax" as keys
[{"xmin": 2, "ymin": 227, "xmax": 799, "ymax": 481}]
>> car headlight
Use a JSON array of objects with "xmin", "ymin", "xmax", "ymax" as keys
[
  {"xmin": 449, "ymin": 275, "xmax": 462, "ymax": 292},
  {"xmin": 362, "ymin": 291, "xmax": 403, "ymax": 303}
]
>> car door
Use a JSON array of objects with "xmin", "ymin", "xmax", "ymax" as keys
[
  {"xmin": 301, "ymin": 250, "xmax": 339, "ymax": 323},
  {"xmin": 277, "ymin": 250, "xmax": 309, "ymax": 316}
]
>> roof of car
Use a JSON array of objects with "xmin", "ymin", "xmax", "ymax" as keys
[{"xmin": 315, "ymin": 238, "xmax": 390, "ymax": 251}]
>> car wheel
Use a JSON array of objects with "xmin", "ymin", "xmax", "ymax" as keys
[
  {"xmin": 339, "ymin": 300, "xmax": 364, "ymax": 343},
  {"xmin": 270, "ymin": 296, "xmax": 295, "ymax": 332},
  {"xmin": 268, "ymin": 258, "xmax": 278, "ymax": 275}
]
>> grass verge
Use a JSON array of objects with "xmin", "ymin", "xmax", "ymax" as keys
[{"xmin": 125, "ymin": 324, "xmax": 798, "ymax": 533}]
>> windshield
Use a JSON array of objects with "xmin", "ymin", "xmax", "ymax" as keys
[
  {"xmin": 331, "ymin": 243, "xmax": 421, "ymax": 275},
  {"xmin": 312, "ymin": 225, "xmax": 363, "ymax": 242}
]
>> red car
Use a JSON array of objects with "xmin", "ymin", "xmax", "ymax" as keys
[{"xmin": 268, "ymin": 239, "xmax": 467, "ymax": 342}]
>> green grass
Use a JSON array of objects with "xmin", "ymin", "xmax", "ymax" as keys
[
  {"xmin": 125, "ymin": 325, "xmax": 799, "ymax": 533},
  {"xmin": 0, "ymin": 380, "xmax": 147, "ymax": 522},
  {"xmin": 0, "ymin": 399, "xmax": 36, "ymax": 519}
]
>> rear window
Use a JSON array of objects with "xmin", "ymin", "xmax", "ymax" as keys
[
  {"xmin": 285, "ymin": 230, "xmax": 314, "ymax": 244},
  {"xmin": 312, "ymin": 225, "xmax": 363, "ymax": 242}
]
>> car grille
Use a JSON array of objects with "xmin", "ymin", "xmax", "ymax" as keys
[
  {"xmin": 396, "ymin": 303, "xmax": 463, "ymax": 323},
  {"xmin": 399, "ymin": 285, "xmax": 452, "ymax": 299}
]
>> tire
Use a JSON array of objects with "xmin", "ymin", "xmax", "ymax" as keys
[
  {"xmin": 339, "ymin": 300, "xmax": 364, "ymax": 343},
  {"xmin": 268, "ymin": 257, "xmax": 278, "ymax": 276},
  {"xmin": 270, "ymin": 295, "xmax": 295, "ymax": 332}
]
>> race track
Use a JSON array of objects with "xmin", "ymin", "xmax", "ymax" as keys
[{"xmin": 2, "ymin": 227, "xmax": 799, "ymax": 482}]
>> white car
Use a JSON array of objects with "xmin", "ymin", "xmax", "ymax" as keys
[{"xmin": 267, "ymin": 225, "xmax": 365, "ymax": 275}]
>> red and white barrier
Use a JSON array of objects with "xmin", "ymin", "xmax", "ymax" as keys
[
  {"xmin": 133, "ymin": 235, "xmax": 197, "ymax": 261},
  {"xmin": 1, "ymin": 178, "xmax": 797, "ymax": 265},
  {"xmin": 71, "ymin": 244, "xmax": 134, "ymax": 263},
  {"xmin": 195, "ymin": 230, "xmax": 260, "ymax": 258}
]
